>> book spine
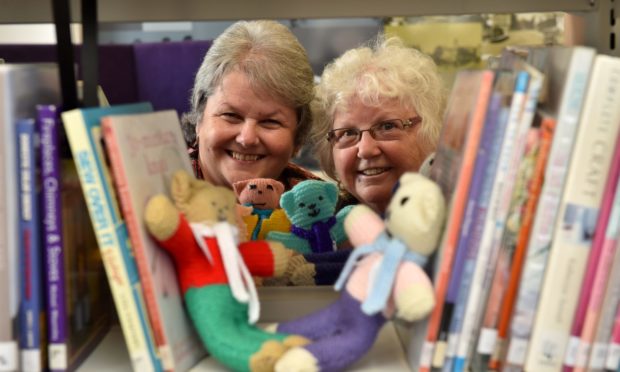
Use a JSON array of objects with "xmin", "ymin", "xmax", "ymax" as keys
[
  {"xmin": 431, "ymin": 92, "xmax": 503, "ymax": 370},
  {"xmin": 489, "ymin": 115, "xmax": 556, "ymax": 370},
  {"xmin": 17, "ymin": 119, "xmax": 44, "ymax": 371},
  {"xmin": 37, "ymin": 105, "xmax": 67, "ymax": 372},
  {"xmin": 525, "ymin": 55, "xmax": 620, "ymax": 372},
  {"xmin": 0, "ymin": 92, "xmax": 19, "ymax": 372},
  {"xmin": 420, "ymin": 70, "xmax": 495, "ymax": 371},
  {"xmin": 454, "ymin": 70, "xmax": 540, "ymax": 372},
  {"xmin": 571, "ymin": 134, "xmax": 620, "ymax": 371},
  {"xmin": 101, "ymin": 121, "xmax": 173, "ymax": 370},
  {"xmin": 607, "ymin": 305, "xmax": 620, "ymax": 371},
  {"xmin": 505, "ymin": 47, "xmax": 595, "ymax": 370},
  {"xmin": 62, "ymin": 110, "xmax": 159, "ymax": 372},
  {"xmin": 573, "ymin": 176, "xmax": 620, "ymax": 372}
]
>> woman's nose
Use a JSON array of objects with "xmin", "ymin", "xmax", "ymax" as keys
[
  {"xmin": 236, "ymin": 121, "xmax": 260, "ymax": 147},
  {"xmin": 356, "ymin": 131, "xmax": 381, "ymax": 158}
]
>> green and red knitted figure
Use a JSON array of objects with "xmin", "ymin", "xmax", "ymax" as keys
[{"xmin": 144, "ymin": 170, "xmax": 308, "ymax": 372}]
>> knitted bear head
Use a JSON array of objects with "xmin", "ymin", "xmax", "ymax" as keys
[
  {"xmin": 170, "ymin": 169, "xmax": 237, "ymax": 225},
  {"xmin": 279, "ymin": 180, "xmax": 338, "ymax": 229},
  {"xmin": 384, "ymin": 172, "xmax": 445, "ymax": 256},
  {"xmin": 232, "ymin": 178, "xmax": 285, "ymax": 210}
]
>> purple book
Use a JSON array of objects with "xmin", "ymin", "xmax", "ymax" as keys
[{"xmin": 38, "ymin": 104, "xmax": 66, "ymax": 370}]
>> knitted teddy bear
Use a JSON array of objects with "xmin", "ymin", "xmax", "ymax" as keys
[
  {"xmin": 143, "ymin": 170, "xmax": 308, "ymax": 372},
  {"xmin": 233, "ymin": 178, "xmax": 291, "ymax": 241},
  {"xmin": 267, "ymin": 180, "xmax": 352, "ymax": 255},
  {"xmin": 273, "ymin": 172, "xmax": 446, "ymax": 371}
]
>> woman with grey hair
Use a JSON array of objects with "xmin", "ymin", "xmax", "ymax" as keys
[
  {"xmin": 312, "ymin": 36, "xmax": 446, "ymax": 213},
  {"xmin": 182, "ymin": 20, "xmax": 319, "ymax": 190}
]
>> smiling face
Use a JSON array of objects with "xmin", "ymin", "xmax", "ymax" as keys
[
  {"xmin": 332, "ymin": 97, "xmax": 425, "ymax": 214},
  {"xmin": 196, "ymin": 70, "xmax": 298, "ymax": 188}
]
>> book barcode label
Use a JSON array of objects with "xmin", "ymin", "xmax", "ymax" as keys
[
  {"xmin": 49, "ymin": 344, "xmax": 68, "ymax": 370},
  {"xmin": 21, "ymin": 349, "xmax": 41, "ymax": 371},
  {"xmin": 420, "ymin": 342, "xmax": 434, "ymax": 368},
  {"xmin": 589, "ymin": 342, "xmax": 607, "ymax": 369},
  {"xmin": 477, "ymin": 328, "xmax": 498, "ymax": 354},
  {"xmin": 431, "ymin": 340, "xmax": 447, "ymax": 368},
  {"xmin": 506, "ymin": 337, "xmax": 528, "ymax": 365},
  {"xmin": 563, "ymin": 336, "xmax": 580, "ymax": 366},
  {"xmin": 0, "ymin": 342, "xmax": 18, "ymax": 371},
  {"xmin": 606, "ymin": 343, "xmax": 620, "ymax": 370},
  {"xmin": 446, "ymin": 333, "xmax": 458, "ymax": 357},
  {"xmin": 575, "ymin": 342, "xmax": 591, "ymax": 368}
]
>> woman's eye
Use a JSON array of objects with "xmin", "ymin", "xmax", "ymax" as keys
[
  {"xmin": 379, "ymin": 121, "xmax": 397, "ymax": 131},
  {"xmin": 342, "ymin": 129, "xmax": 358, "ymax": 137},
  {"xmin": 260, "ymin": 119, "xmax": 283, "ymax": 129},
  {"xmin": 220, "ymin": 112, "xmax": 243, "ymax": 123}
]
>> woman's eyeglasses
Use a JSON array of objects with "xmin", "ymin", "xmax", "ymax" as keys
[{"xmin": 326, "ymin": 117, "xmax": 422, "ymax": 149}]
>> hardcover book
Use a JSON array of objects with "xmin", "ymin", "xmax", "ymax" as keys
[
  {"xmin": 101, "ymin": 110, "xmax": 206, "ymax": 371},
  {"xmin": 62, "ymin": 102, "xmax": 162, "ymax": 372}
]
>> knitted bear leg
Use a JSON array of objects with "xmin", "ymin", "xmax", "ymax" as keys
[
  {"xmin": 185, "ymin": 285, "xmax": 288, "ymax": 372},
  {"xmin": 313, "ymin": 262, "xmax": 347, "ymax": 285}
]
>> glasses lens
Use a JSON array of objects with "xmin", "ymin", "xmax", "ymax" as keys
[
  {"xmin": 331, "ymin": 128, "xmax": 359, "ymax": 148},
  {"xmin": 373, "ymin": 119, "xmax": 404, "ymax": 141}
]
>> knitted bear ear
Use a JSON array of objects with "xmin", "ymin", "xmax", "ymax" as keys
[
  {"xmin": 271, "ymin": 180, "xmax": 285, "ymax": 196},
  {"xmin": 325, "ymin": 182, "xmax": 338, "ymax": 204},
  {"xmin": 232, "ymin": 179, "xmax": 250, "ymax": 198},
  {"xmin": 280, "ymin": 189, "xmax": 295, "ymax": 213},
  {"xmin": 171, "ymin": 170, "xmax": 194, "ymax": 207}
]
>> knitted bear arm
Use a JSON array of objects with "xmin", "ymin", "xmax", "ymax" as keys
[{"xmin": 238, "ymin": 240, "xmax": 276, "ymax": 277}]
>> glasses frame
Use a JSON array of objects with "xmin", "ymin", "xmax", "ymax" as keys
[{"xmin": 326, "ymin": 116, "xmax": 422, "ymax": 148}]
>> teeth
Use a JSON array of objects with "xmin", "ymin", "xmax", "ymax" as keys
[
  {"xmin": 231, "ymin": 151, "xmax": 261, "ymax": 161},
  {"xmin": 361, "ymin": 168, "xmax": 387, "ymax": 176}
]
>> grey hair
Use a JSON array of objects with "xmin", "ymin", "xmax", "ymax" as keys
[
  {"xmin": 181, "ymin": 20, "xmax": 314, "ymax": 148},
  {"xmin": 311, "ymin": 35, "xmax": 447, "ymax": 181}
]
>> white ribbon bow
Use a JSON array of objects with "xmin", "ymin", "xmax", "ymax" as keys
[{"xmin": 189, "ymin": 222, "xmax": 260, "ymax": 323}]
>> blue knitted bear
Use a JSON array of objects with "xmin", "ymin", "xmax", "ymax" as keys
[{"xmin": 267, "ymin": 180, "xmax": 352, "ymax": 254}]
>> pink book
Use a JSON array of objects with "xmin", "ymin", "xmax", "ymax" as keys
[{"xmin": 565, "ymin": 133, "xmax": 620, "ymax": 371}]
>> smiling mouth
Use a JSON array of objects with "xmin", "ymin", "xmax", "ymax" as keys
[
  {"xmin": 308, "ymin": 209, "xmax": 320, "ymax": 218},
  {"xmin": 359, "ymin": 167, "xmax": 390, "ymax": 176},
  {"xmin": 228, "ymin": 150, "xmax": 265, "ymax": 161}
]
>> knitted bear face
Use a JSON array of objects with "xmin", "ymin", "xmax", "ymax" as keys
[
  {"xmin": 279, "ymin": 180, "xmax": 339, "ymax": 228},
  {"xmin": 233, "ymin": 178, "xmax": 285, "ymax": 210},
  {"xmin": 384, "ymin": 172, "xmax": 445, "ymax": 256},
  {"xmin": 170, "ymin": 169, "xmax": 238, "ymax": 225}
]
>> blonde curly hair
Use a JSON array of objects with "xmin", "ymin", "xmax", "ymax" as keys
[{"xmin": 311, "ymin": 36, "xmax": 446, "ymax": 181}]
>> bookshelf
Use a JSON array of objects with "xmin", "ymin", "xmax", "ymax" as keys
[{"xmin": 2, "ymin": 0, "xmax": 619, "ymax": 371}]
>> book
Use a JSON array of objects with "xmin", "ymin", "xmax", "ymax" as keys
[
  {"xmin": 588, "ymin": 238, "xmax": 620, "ymax": 371},
  {"xmin": 61, "ymin": 102, "xmax": 163, "ymax": 372},
  {"xmin": 453, "ymin": 63, "xmax": 543, "ymax": 372},
  {"xmin": 101, "ymin": 110, "xmax": 206, "ymax": 371},
  {"xmin": 608, "ymin": 305, "xmax": 620, "ymax": 371},
  {"xmin": 420, "ymin": 69, "xmax": 495, "ymax": 371},
  {"xmin": 504, "ymin": 46, "xmax": 596, "ymax": 370},
  {"xmin": 431, "ymin": 72, "xmax": 513, "ymax": 370},
  {"xmin": 486, "ymin": 113, "xmax": 557, "ymax": 370},
  {"xmin": 16, "ymin": 118, "xmax": 45, "ymax": 371},
  {"xmin": 525, "ymin": 54, "xmax": 620, "ymax": 372},
  {"xmin": 0, "ymin": 63, "xmax": 61, "ymax": 371},
  {"xmin": 39, "ymin": 104, "xmax": 112, "ymax": 372},
  {"xmin": 568, "ymin": 131, "xmax": 620, "ymax": 371}
]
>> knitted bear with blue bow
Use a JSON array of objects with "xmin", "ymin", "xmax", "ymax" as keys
[
  {"xmin": 267, "ymin": 180, "xmax": 352, "ymax": 255},
  {"xmin": 272, "ymin": 172, "xmax": 446, "ymax": 372}
]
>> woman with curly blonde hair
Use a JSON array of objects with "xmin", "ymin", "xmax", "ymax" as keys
[{"xmin": 312, "ymin": 36, "xmax": 447, "ymax": 213}]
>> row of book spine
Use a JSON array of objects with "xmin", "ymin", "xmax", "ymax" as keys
[
  {"xmin": 420, "ymin": 46, "xmax": 620, "ymax": 372},
  {"xmin": 1, "ymin": 63, "xmax": 206, "ymax": 371}
]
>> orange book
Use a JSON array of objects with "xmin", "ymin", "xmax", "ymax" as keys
[{"xmin": 420, "ymin": 69, "xmax": 495, "ymax": 371}]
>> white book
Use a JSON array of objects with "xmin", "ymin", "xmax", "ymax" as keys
[{"xmin": 525, "ymin": 55, "xmax": 620, "ymax": 371}]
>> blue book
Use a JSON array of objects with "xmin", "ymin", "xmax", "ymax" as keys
[
  {"xmin": 61, "ymin": 102, "xmax": 162, "ymax": 372},
  {"xmin": 16, "ymin": 118, "xmax": 45, "ymax": 371}
]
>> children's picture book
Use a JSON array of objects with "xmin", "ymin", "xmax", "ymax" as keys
[
  {"xmin": 62, "ymin": 102, "xmax": 163, "ymax": 372},
  {"xmin": 102, "ymin": 110, "xmax": 206, "ymax": 371}
]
